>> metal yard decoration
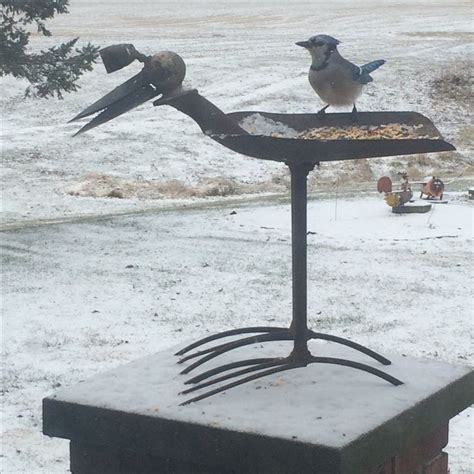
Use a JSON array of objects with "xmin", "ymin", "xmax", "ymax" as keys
[
  {"xmin": 420, "ymin": 176, "xmax": 445, "ymax": 200},
  {"xmin": 377, "ymin": 173, "xmax": 446, "ymax": 214},
  {"xmin": 71, "ymin": 46, "xmax": 455, "ymax": 405}
]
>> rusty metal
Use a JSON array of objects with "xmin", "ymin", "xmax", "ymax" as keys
[
  {"xmin": 70, "ymin": 49, "xmax": 186, "ymax": 136},
  {"xmin": 383, "ymin": 189, "xmax": 413, "ymax": 208},
  {"xmin": 99, "ymin": 44, "xmax": 148, "ymax": 74},
  {"xmin": 71, "ymin": 50, "xmax": 455, "ymax": 405},
  {"xmin": 377, "ymin": 175, "xmax": 412, "ymax": 207},
  {"xmin": 149, "ymin": 89, "xmax": 452, "ymax": 403},
  {"xmin": 377, "ymin": 174, "xmax": 444, "ymax": 211},
  {"xmin": 377, "ymin": 176, "xmax": 392, "ymax": 193},
  {"xmin": 71, "ymin": 77, "xmax": 160, "ymax": 136},
  {"xmin": 154, "ymin": 90, "xmax": 455, "ymax": 165},
  {"xmin": 421, "ymin": 177, "xmax": 445, "ymax": 200}
]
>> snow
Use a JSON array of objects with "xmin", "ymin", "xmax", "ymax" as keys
[
  {"xmin": 239, "ymin": 113, "xmax": 299, "ymax": 137},
  {"xmin": 2, "ymin": 196, "xmax": 473, "ymax": 472},
  {"xmin": 1, "ymin": 0, "xmax": 473, "ymax": 472},
  {"xmin": 47, "ymin": 342, "xmax": 471, "ymax": 448},
  {"xmin": 1, "ymin": 0, "xmax": 473, "ymax": 228}
]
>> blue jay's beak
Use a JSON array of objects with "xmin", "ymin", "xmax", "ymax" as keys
[
  {"xmin": 70, "ymin": 47, "xmax": 186, "ymax": 136},
  {"xmin": 296, "ymin": 40, "xmax": 311, "ymax": 48}
]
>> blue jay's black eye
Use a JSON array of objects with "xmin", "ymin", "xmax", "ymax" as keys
[{"xmin": 314, "ymin": 41, "xmax": 325, "ymax": 47}]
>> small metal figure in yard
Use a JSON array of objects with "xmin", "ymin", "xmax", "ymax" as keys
[
  {"xmin": 420, "ymin": 176, "xmax": 444, "ymax": 200},
  {"xmin": 377, "ymin": 174, "xmax": 413, "ymax": 209},
  {"xmin": 296, "ymin": 34, "xmax": 385, "ymax": 121},
  {"xmin": 399, "ymin": 172, "xmax": 411, "ymax": 192},
  {"xmin": 377, "ymin": 174, "xmax": 437, "ymax": 213}
]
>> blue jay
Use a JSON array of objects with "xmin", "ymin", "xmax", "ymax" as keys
[{"xmin": 296, "ymin": 35, "xmax": 385, "ymax": 120}]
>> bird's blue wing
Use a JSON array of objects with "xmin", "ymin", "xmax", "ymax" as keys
[
  {"xmin": 349, "ymin": 62, "xmax": 362, "ymax": 80},
  {"xmin": 349, "ymin": 63, "xmax": 371, "ymax": 84}
]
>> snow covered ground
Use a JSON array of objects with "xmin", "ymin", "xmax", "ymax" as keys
[
  {"xmin": 1, "ymin": 0, "xmax": 473, "ymax": 227},
  {"xmin": 2, "ymin": 196, "xmax": 473, "ymax": 472},
  {"xmin": 1, "ymin": 1, "xmax": 473, "ymax": 473}
]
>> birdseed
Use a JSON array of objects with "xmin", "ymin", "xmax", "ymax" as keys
[{"xmin": 294, "ymin": 123, "xmax": 437, "ymax": 141}]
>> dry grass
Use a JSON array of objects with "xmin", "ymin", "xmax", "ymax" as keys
[
  {"xmin": 66, "ymin": 154, "xmax": 472, "ymax": 202},
  {"xmin": 430, "ymin": 62, "xmax": 473, "ymax": 105},
  {"xmin": 65, "ymin": 173, "xmax": 288, "ymax": 200},
  {"xmin": 457, "ymin": 125, "xmax": 474, "ymax": 150}
]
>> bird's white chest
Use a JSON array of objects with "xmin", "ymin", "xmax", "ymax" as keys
[{"xmin": 308, "ymin": 64, "xmax": 363, "ymax": 106}]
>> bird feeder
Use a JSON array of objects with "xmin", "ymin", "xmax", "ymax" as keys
[{"xmin": 71, "ymin": 48, "xmax": 455, "ymax": 405}]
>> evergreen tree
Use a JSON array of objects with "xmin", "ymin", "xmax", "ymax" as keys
[{"xmin": 0, "ymin": 0, "xmax": 100, "ymax": 98}]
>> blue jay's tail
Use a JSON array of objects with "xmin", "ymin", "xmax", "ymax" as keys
[
  {"xmin": 355, "ymin": 59, "xmax": 385, "ymax": 84},
  {"xmin": 361, "ymin": 59, "xmax": 385, "ymax": 74}
]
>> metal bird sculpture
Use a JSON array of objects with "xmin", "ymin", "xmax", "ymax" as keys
[{"xmin": 69, "ymin": 44, "xmax": 456, "ymax": 405}]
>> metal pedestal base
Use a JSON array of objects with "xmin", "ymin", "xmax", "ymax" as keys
[
  {"xmin": 177, "ymin": 161, "xmax": 403, "ymax": 405},
  {"xmin": 176, "ymin": 326, "xmax": 402, "ymax": 405}
]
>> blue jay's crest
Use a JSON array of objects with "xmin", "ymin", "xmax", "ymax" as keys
[{"xmin": 309, "ymin": 34, "xmax": 341, "ymax": 47}]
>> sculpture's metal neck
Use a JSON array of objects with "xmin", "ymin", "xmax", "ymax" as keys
[{"xmin": 155, "ymin": 89, "xmax": 248, "ymax": 137}]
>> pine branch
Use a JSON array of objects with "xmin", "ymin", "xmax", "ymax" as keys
[{"xmin": 0, "ymin": 0, "xmax": 100, "ymax": 98}]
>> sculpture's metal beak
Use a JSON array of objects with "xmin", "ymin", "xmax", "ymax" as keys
[
  {"xmin": 69, "ymin": 69, "xmax": 159, "ymax": 136},
  {"xmin": 69, "ymin": 46, "xmax": 186, "ymax": 136}
]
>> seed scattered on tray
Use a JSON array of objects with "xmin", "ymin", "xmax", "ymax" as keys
[
  {"xmin": 296, "ymin": 123, "xmax": 437, "ymax": 141},
  {"xmin": 239, "ymin": 114, "xmax": 439, "ymax": 140}
]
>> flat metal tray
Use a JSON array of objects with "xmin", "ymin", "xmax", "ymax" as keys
[
  {"xmin": 160, "ymin": 92, "xmax": 455, "ymax": 165},
  {"xmin": 214, "ymin": 111, "xmax": 454, "ymax": 164}
]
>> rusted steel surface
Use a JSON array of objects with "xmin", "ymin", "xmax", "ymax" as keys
[
  {"xmin": 421, "ymin": 177, "xmax": 445, "ymax": 199},
  {"xmin": 377, "ymin": 176, "xmax": 393, "ymax": 193},
  {"xmin": 161, "ymin": 91, "xmax": 454, "ymax": 165},
  {"xmin": 211, "ymin": 134, "xmax": 454, "ymax": 164}
]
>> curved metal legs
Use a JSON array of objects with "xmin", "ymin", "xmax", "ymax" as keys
[
  {"xmin": 179, "ymin": 354, "xmax": 403, "ymax": 406},
  {"xmin": 177, "ymin": 327, "xmax": 391, "ymax": 370},
  {"xmin": 178, "ymin": 330, "xmax": 291, "ymax": 374},
  {"xmin": 175, "ymin": 327, "xmax": 286, "ymax": 356},
  {"xmin": 176, "ymin": 326, "xmax": 403, "ymax": 405}
]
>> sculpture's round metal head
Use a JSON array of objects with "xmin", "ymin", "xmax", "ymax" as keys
[{"xmin": 146, "ymin": 51, "xmax": 186, "ymax": 92}]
